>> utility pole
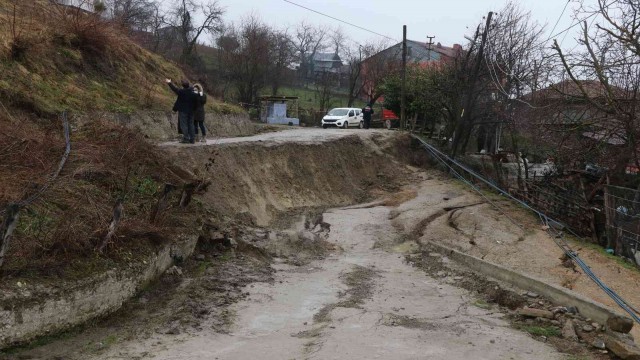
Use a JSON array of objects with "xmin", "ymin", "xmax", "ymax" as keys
[
  {"xmin": 426, "ymin": 36, "xmax": 435, "ymax": 61},
  {"xmin": 401, "ymin": 25, "xmax": 407, "ymax": 130},
  {"xmin": 451, "ymin": 11, "xmax": 493, "ymax": 158}
]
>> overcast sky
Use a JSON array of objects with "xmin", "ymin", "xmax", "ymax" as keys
[{"xmin": 217, "ymin": 0, "xmax": 596, "ymax": 51}]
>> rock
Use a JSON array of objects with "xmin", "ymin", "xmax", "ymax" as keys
[
  {"xmin": 195, "ymin": 254, "xmax": 206, "ymax": 261},
  {"xmin": 567, "ymin": 306, "xmax": 578, "ymax": 314},
  {"xmin": 166, "ymin": 266, "xmax": 183, "ymax": 276},
  {"xmin": 607, "ymin": 315, "xmax": 634, "ymax": 334},
  {"xmin": 165, "ymin": 326, "xmax": 180, "ymax": 335},
  {"xmin": 163, "ymin": 321, "xmax": 181, "ymax": 335},
  {"xmin": 210, "ymin": 231, "xmax": 225, "ymax": 240},
  {"xmin": 551, "ymin": 306, "xmax": 568, "ymax": 314},
  {"xmin": 583, "ymin": 325, "xmax": 595, "ymax": 333},
  {"xmin": 525, "ymin": 292, "xmax": 539, "ymax": 298},
  {"xmin": 592, "ymin": 339, "xmax": 606, "ymax": 350},
  {"xmin": 551, "ymin": 320, "xmax": 561, "ymax": 326},
  {"xmin": 453, "ymin": 276, "xmax": 464, "ymax": 281},
  {"xmin": 436, "ymin": 271, "xmax": 447, "ymax": 277},
  {"xmin": 605, "ymin": 334, "xmax": 640, "ymax": 359},
  {"xmin": 229, "ymin": 237, "xmax": 238, "ymax": 248},
  {"xmin": 562, "ymin": 320, "xmax": 578, "ymax": 341},
  {"xmin": 518, "ymin": 307, "xmax": 555, "ymax": 319}
]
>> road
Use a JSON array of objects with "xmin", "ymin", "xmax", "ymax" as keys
[
  {"xmin": 159, "ymin": 128, "xmax": 390, "ymax": 147},
  {"xmin": 91, "ymin": 201, "xmax": 563, "ymax": 359}
]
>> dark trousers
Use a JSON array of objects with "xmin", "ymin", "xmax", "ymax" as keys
[
  {"xmin": 195, "ymin": 120, "xmax": 207, "ymax": 136},
  {"xmin": 364, "ymin": 118, "xmax": 371, "ymax": 129},
  {"xmin": 179, "ymin": 112, "xmax": 195, "ymax": 142}
]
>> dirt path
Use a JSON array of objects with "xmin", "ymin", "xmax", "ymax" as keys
[{"xmin": 83, "ymin": 202, "xmax": 563, "ymax": 359}]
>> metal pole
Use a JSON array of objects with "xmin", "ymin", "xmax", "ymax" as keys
[
  {"xmin": 401, "ymin": 25, "xmax": 407, "ymax": 130},
  {"xmin": 452, "ymin": 11, "xmax": 493, "ymax": 157}
]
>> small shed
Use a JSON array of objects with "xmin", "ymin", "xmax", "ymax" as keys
[{"xmin": 259, "ymin": 96, "xmax": 300, "ymax": 125}]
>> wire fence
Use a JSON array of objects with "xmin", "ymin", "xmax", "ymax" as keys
[
  {"xmin": 413, "ymin": 135, "xmax": 640, "ymax": 324},
  {"xmin": 605, "ymin": 185, "xmax": 640, "ymax": 265}
]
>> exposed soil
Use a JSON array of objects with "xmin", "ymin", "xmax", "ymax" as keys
[
  {"xmin": 4, "ymin": 129, "xmax": 640, "ymax": 359},
  {"xmin": 10, "ymin": 177, "xmax": 567, "ymax": 359},
  {"xmin": 391, "ymin": 169, "xmax": 640, "ymax": 341}
]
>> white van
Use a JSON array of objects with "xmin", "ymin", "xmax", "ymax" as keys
[{"xmin": 321, "ymin": 108, "xmax": 363, "ymax": 129}]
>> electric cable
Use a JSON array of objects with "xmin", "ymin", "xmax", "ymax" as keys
[
  {"xmin": 282, "ymin": 0, "xmax": 399, "ymax": 42},
  {"xmin": 414, "ymin": 135, "xmax": 640, "ymax": 323}
]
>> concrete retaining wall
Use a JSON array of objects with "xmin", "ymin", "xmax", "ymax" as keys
[
  {"xmin": 0, "ymin": 235, "xmax": 198, "ymax": 349},
  {"xmin": 427, "ymin": 241, "xmax": 625, "ymax": 324}
]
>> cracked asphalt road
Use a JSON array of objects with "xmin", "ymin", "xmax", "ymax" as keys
[{"xmin": 92, "ymin": 202, "xmax": 564, "ymax": 359}]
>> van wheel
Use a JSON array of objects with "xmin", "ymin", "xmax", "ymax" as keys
[
  {"xmin": 322, "ymin": 124, "xmax": 328, "ymax": 129},
  {"xmin": 359, "ymin": 121, "xmax": 364, "ymax": 129},
  {"xmin": 342, "ymin": 121, "xmax": 348, "ymax": 129},
  {"xmin": 385, "ymin": 120, "xmax": 392, "ymax": 130}
]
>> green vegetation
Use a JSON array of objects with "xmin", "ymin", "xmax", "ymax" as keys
[
  {"xmin": 472, "ymin": 299, "xmax": 492, "ymax": 310},
  {"xmin": 517, "ymin": 325, "xmax": 561, "ymax": 337},
  {"xmin": 575, "ymin": 240, "xmax": 640, "ymax": 272},
  {"xmin": 276, "ymin": 86, "xmax": 367, "ymax": 110}
]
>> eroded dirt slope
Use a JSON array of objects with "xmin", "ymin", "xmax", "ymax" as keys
[{"xmin": 161, "ymin": 129, "xmax": 408, "ymax": 227}]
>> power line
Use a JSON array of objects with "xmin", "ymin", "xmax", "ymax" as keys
[
  {"xmin": 282, "ymin": 0, "xmax": 399, "ymax": 42},
  {"xmin": 414, "ymin": 136, "xmax": 640, "ymax": 324},
  {"xmin": 547, "ymin": 0, "xmax": 571, "ymax": 42}
]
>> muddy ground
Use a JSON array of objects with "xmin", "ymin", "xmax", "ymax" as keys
[{"xmin": 3, "ymin": 129, "xmax": 637, "ymax": 359}]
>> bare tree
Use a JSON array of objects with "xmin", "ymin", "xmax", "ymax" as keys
[
  {"xmin": 105, "ymin": 0, "xmax": 157, "ymax": 32},
  {"xmin": 342, "ymin": 41, "xmax": 385, "ymax": 106},
  {"xmin": 315, "ymin": 71, "xmax": 335, "ymax": 112},
  {"xmin": 291, "ymin": 21, "xmax": 328, "ymax": 83},
  {"xmin": 359, "ymin": 40, "xmax": 395, "ymax": 104},
  {"xmin": 480, "ymin": 2, "xmax": 546, "ymax": 160},
  {"xmin": 268, "ymin": 29, "xmax": 295, "ymax": 95},
  {"xmin": 218, "ymin": 16, "xmax": 273, "ymax": 104},
  {"xmin": 166, "ymin": 0, "xmax": 224, "ymax": 63},
  {"xmin": 553, "ymin": 1, "xmax": 640, "ymax": 174},
  {"xmin": 330, "ymin": 26, "xmax": 346, "ymax": 55}
]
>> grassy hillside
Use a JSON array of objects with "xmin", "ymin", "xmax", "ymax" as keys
[
  {"xmin": 0, "ymin": 1, "xmax": 241, "ymax": 279},
  {"xmin": 0, "ymin": 0, "xmax": 242, "ymax": 116},
  {"xmin": 277, "ymin": 86, "xmax": 367, "ymax": 110}
]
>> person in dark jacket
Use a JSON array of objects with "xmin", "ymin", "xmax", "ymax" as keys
[
  {"xmin": 192, "ymin": 83, "xmax": 207, "ymax": 143},
  {"xmin": 166, "ymin": 78, "xmax": 197, "ymax": 144},
  {"xmin": 362, "ymin": 103, "xmax": 374, "ymax": 129}
]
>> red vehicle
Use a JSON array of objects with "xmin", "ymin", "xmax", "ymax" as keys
[{"xmin": 380, "ymin": 108, "xmax": 400, "ymax": 129}]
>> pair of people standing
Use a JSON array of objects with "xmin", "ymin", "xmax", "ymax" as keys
[{"xmin": 166, "ymin": 79, "xmax": 207, "ymax": 144}]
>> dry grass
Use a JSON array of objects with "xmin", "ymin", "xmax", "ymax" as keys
[
  {"xmin": 0, "ymin": 0, "xmax": 243, "ymax": 116},
  {"xmin": 0, "ymin": 112, "xmax": 201, "ymax": 278},
  {"xmin": 0, "ymin": 0, "xmax": 246, "ymax": 279}
]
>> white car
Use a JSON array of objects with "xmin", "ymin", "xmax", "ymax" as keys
[{"xmin": 321, "ymin": 108, "xmax": 363, "ymax": 129}]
